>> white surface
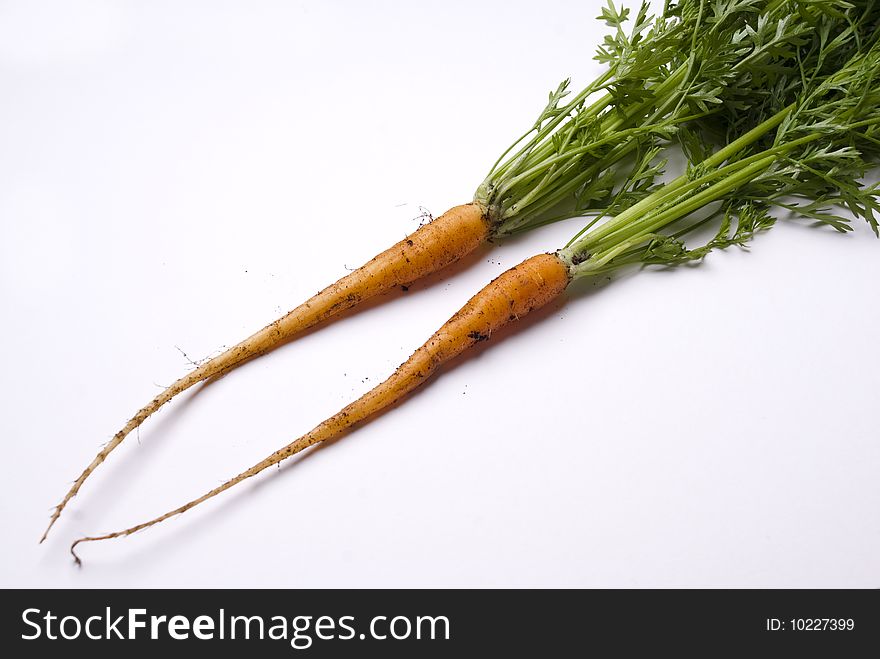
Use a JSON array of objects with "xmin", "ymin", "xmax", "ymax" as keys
[{"xmin": 1, "ymin": 0, "xmax": 878, "ymax": 588}]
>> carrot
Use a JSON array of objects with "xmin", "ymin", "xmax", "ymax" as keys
[
  {"xmin": 70, "ymin": 70, "xmax": 880, "ymax": 561},
  {"xmin": 50, "ymin": 0, "xmax": 852, "ymax": 546},
  {"xmin": 42, "ymin": 203, "xmax": 489, "ymax": 543},
  {"xmin": 69, "ymin": 253, "xmax": 571, "ymax": 563},
  {"xmin": 40, "ymin": 0, "xmax": 740, "ymax": 541},
  {"xmin": 70, "ymin": 28, "xmax": 880, "ymax": 556}
]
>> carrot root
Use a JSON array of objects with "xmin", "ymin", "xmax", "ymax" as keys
[
  {"xmin": 44, "ymin": 203, "xmax": 489, "ymax": 543},
  {"xmin": 70, "ymin": 252, "xmax": 571, "ymax": 562}
]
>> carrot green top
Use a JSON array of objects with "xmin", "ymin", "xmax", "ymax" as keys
[
  {"xmin": 475, "ymin": 0, "xmax": 877, "ymax": 241},
  {"xmin": 560, "ymin": 7, "xmax": 880, "ymax": 278}
]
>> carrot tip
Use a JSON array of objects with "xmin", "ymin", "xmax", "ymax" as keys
[
  {"xmin": 70, "ymin": 540, "xmax": 84, "ymax": 567},
  {"xmin": 39, "ymin": 521, "xmax": 55, "ymax": 544}
]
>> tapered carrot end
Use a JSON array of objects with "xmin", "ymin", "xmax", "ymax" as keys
[
  {"xmin": 40, "ymin": 511, "xmax": 61, "ymax": 544},
  {"xmin": 70, "ymin": 539, "xmax": 85, "ymax": 567}
]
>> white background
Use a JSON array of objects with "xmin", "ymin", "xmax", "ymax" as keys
[{"xmin": 2, "ymin": 0, "xmax": 878, "ymax": 587}]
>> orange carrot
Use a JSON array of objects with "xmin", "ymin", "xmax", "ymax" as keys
[
  {"xmin": 69, "ymin": 252, "xmax": 571, "ymax": 563},
  {"xmin": 43, "ymin": 203, "xmax": 489, "ymax": 542}
]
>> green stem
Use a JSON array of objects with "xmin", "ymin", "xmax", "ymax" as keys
[
  {"xmin": 497, "ymin": 75, "xmax": 710, "ymax": 232},
  {"xmin": 613, "ymin": 155, "xmax": 776, "ymax": 246},
  {"xmin": 586, "ymin": 132, "xmax": 822, "ymax": 253},
  {"xmin": 487, "ymin": 64, "xmax": 692, "ymax": 226},
  {"xmin": 484, "ymin": 71, "xmax": 616, "ymax": 185},
  {"xmin": 563, "ymin": 104, "xmax": 796, "ymax": 255}
]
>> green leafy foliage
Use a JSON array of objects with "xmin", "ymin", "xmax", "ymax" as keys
[
  {"xmin": 563, "ymin": 3, "xmax": 880, "ymax": 277},
  {"xmin": 476, "ymin": 0, "xmax": 856, "ymax": 238}
]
